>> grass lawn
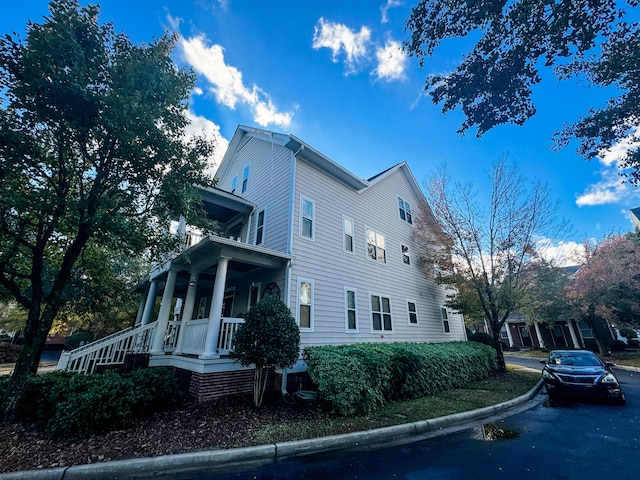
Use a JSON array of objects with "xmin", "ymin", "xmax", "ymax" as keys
[{"xmin": 241, "ymin": 367, "xmax": 540, "ymax": 447}]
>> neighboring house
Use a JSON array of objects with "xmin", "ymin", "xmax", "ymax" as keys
[
  {"xmin": 630, "ymin": 207, "xmax": 640, "ymax": 230},
  {"xmin": 58, "ymin": 125, "xmax": 466, "ymax": 401},
  {"xmin": 499, "ymin": 313, "xmax": 615, "ymax": 351}
]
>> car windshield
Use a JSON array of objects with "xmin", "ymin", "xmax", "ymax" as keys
[{"xmin": 548, "ymin": 352, "xmax": 601, "ymax": 366}]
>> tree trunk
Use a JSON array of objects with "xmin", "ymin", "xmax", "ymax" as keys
[
  {"xmin": 253, "ymin": 366, "xmax": 270, "ymax": 407},
  {"xmin": 492, "ymin": 329, "xmax": 507, "ymax": 373}
]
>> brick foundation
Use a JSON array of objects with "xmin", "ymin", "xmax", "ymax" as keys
[{"xmin": 188, "ymin": 368, "xmax": 276, "ymax": 402}]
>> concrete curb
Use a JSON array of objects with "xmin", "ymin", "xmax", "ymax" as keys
[{"xmin": 0, "ymin": 380, "xmax": 543, "ymax": 480}]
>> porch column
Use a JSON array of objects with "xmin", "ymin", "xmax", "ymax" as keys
[
  {"xmin": 173, "ymin": 271, "xmax": 199, "ymax": 355},
  {"xmin": 140, "ymin": 279, "xmax": 158, "ymax": 326},
  {"xmin": 150, "ymin": 269, "xmax": 178, "ymax": 355},
  {"xmin": 534, "ymin": 322, "xmax": 546, "ymax": 349},
  {"xmin": 134, "ymin": 295, "xmax": 146, "ymax": 327},
  {"xmin": 566, "ymin": 320, "xmax": 581, "ymax": 348},
  {"xmin": 200, "ymin": 257, "xmax": 230, "ymax": 359},
  {"xmin": 504, "ymin": 323, "xmax": 514, "ymax": 348}
]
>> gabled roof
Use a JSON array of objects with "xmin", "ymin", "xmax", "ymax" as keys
[{"xmin": 217, "ymin": 125, "xmax": 426, "ymax": 202}]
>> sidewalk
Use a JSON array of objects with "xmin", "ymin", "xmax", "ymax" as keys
[{"xmin": 0, "ymin": 377, "xmax": 544, "ymax": 480}]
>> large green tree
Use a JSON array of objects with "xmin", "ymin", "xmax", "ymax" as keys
[
  {"xmin": 405, "ymin": 0, "xmax": 640, "ymax": 183},
  {"xmin": 0, "ymin": 0, "xmax": 215, "ymax": 421},
  {"xmin": 415, "ymin": 159, "xmax": 568, "ymax": 371}
]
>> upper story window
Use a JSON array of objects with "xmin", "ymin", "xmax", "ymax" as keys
[
  {"xmin": 371, "ymin": 294, "xmax": 393, "ymax": 332},
  {"xmin": 300, "ymin": 197, "xmax": 315, "ymax": 240},
  {"xmin": 441, "ymin": 307, "xmax": 451, "ymax": 333},
  {"xmin": 398, "ymin": 197, "xmax": 412, "ymax": 225},
  {"xmin": 231, "ymin": 177, "xmax": 237, "ymax": 195},
  {"xmin": 241, "ymin": 165, "xmax": 250, "ymax": 193},
  {"xmin": 402, "ymin": 244, "xmax": 411, "ymax": 265},
  {"xmin": 255, "ymin": 209, "xmax": 265, "ymax": 245},
  {"xmin": 366, "ymin": 229, "xmax": 386, "ymax": 263},
  {"xmin": 343, "ymin": 216, "xmax": 354, "ymax": 253}
]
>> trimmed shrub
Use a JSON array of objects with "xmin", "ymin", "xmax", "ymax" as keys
[
  {"xmin": 603, "ymin": 339, "xmax": 627, "ymax": 353},
  {"xmin": 305, "ymin": 341, "xmax": 497, "ymax": 416},
  {"xmin": 8, "ymin": 367, "xmax": 181, "ymax": 439},
  {"xmin": 468, "ymin": 331, "xmax": 495, "ymax": 348}
]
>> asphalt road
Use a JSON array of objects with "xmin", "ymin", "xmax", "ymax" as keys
[{"xmin": 194, "ymin": 356, "xmax": 640, "ymax": 480}]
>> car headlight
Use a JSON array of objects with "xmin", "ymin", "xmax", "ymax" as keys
[
  {"xmin": 542, "ymin": 369, "xmax": 556, "ymax": 380},
  {"xmin": 601, "ymin": 373, "xmax": 619, "ymax": 385}
]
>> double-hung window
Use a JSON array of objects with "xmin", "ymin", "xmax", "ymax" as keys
[
  {"xmin": 398, "ymin": 197, "xmax": 412, "ymax": 224},
  {"xmin": 255, "ymin": 209, "xmax": 265, "ymax": 245},
  {"xmin": 230, "ymin": 177, "xmax": 237, "ymax": 195},
  {"xmin": 371, "ymin": 294, "xmax": 392, "ymax": 332},
  {"xmin": 241, "ymin": 165, "xmax": 250, "ymax": 193},
  {"xmin": 366, "ymin": 229, "xmax": 386, "ymax": 263},
  {"xmin": 402, "ymin": 244, "xmax": 411, "ymax": 265},
  {"xmin": 345, "ymin": 288, "xmax": 357, "ymax": 332},
  {"xmin": 407, "ymin": 301, "xmax": 418, "ymax": 325},
  {"xmin": 343, "ymin": 216, "xmax": 354, "ymax": 253},
  {"xmin": 300, "ymin": 197, "xmax": 314, "ymax": 240},
  {"xmin": 298, "ymin": 279, "xmax": 313, "ymax": 329},
  {"xmin": 441, "ymin": 307, "xmax": 451, "ymax": 333}
]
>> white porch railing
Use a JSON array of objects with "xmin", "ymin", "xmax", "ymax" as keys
[
  {"xmin": 163, "ymin": 320, "xmax": 181, "ymax": 352},
  {"xmin": 57, "ymin": 322, "xmax": 156, "ymax": 375},
  {"xmin": 180, "ymin": 317, "xmax": 245, "ymax": 355}
]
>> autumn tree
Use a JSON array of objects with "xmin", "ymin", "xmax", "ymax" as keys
[
  {"xmin": 415, "ymin": 159, "xmax": 568, "ymax": 371},
  {"xmin": 404, "ymin": 0, "xmax": 640, "ymax": 183},
  {"xmin": 0, "ymin": 0, "xmax": 216, "ymax": 421},
  {"xmin": 566, "ymin": 234, "xmax": 640, "ymax": 352}
]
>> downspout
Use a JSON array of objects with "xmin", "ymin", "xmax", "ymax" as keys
[{"xmin": 282, "ymin": 144, "xmax": 302, "ymax": 397}]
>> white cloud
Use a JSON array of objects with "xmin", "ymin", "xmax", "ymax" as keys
[
  {"xmin": 312, "ymin": 18, "xmax": 371, "ymax": 74},
  {"xmin": 537, "ymin": 238, "xmax": 586, "ymax": 267},
  {"xmin": 184, "ymin": 110, "xmax": 229, "ymax": 176},
  {"xmin": 179, "ymin": 35, "xmax": 293, "ymax": 129},
  {"xmin": 374, "ymin": 39, "xmax": 407, "ymax": 81},
  {"xmin": 598, "ymin": 127, "xmax": 640, "ymax": 167},
  {"xmin": 380, "ymin": 0, "xmax": 402, "ymax": 24}
]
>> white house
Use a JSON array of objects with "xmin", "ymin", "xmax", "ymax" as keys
[{"xmin": 58, "ymin": 125, "xmax": 466, "ymax": 400}]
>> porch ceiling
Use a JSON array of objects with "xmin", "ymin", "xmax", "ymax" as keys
[{"xmin": 199, "ymin": 187, "xmax": 255, "ymax": 224}]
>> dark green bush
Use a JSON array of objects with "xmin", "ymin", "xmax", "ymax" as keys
[
  {"xmin": 7, "ymin": 367, "xmax": 181, "ymax": 440},
  {"xmin": 64, "ymin": 331, "xmax": 94, "ymax": 349},
  {"xmin": 304, "ymin": 341, "xmax": 497, "ymax": 416},
  {"xmin": 604, "ymin": 339, "xmax": 627, "ymax": 353},
  {"xmin": 468, "ymin": 331, "xmax": 495, "ymax": 348}
]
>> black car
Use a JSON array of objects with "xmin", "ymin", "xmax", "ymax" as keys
[{"xmin": 540, "ymin": 349, "xmax": 625, "ymax": 403}]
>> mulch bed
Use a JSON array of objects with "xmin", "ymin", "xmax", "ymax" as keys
[{"xmin": 0, "ymin": 394, "xmax": 330, "ymax": 474}]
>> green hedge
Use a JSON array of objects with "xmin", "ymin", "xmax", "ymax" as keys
[
  {"xmin": 0, "ymin": 367, "xmax": 182, "ymax": 439},
  {"xmin": 304, "ymin": 342, "xmax": 497, "ymax": 416}
]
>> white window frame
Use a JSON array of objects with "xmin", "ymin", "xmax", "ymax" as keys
[
  {"xmin": 299, "ymin": 196, "xmax": 315, "ymax": 241},
  {"xmin": 241, "ymin": 165, "xmax": 250, "ymax": 193},
  {"xmin": 344, "ymin": 287, "xmax": 358, "ymax": 333},
  {"xmin": 441, "ymin": 307, "xmax": 451, "ymax": 334},
  {"xmin": 398, "ymin": 197, "xmax": 413, "ymax": 225},
  {"xmin": 401, "ymin": 244, "xmax": 411, "ymax": 266},
  {"xmin": 342, "ymin": 215, "xmax": 355, "ymax": 254},
  {"xmin": 230, "ymin": 177, "xmax": 237, "ymax": 195},
  {"xmin": 255, "ymin": 208, "xmax": 266, "ymax": 245},
  {"xmin": 407, "ymin": 300, "xmax": 418, "ymax": 325},
  {"xmin": 297, "ymin": 278, "xmax": 314, "ymax": 331},
  {"xmin": 370, "ymin": 292, "xmax": 393, "ymax": 333},
  {"xmin": 365, "ymin": 227, "xmax": 386, "ymax": 264}
]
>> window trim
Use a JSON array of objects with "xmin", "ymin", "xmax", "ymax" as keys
[
  {"xmin": 441, "ymin": 307, "xmax": 451, "ymax": 334},
  {"xmin": 297, "ymin": 278, "xmax": 314, "ymax": 331},
  {"xmin": 342, "ymin": 215, "xmax": 355, "ymax": 254},
  {"xmin": 241, "ymin": 165, "xmax": 250, "ymax": 193},
  {"xmin": 365, "ymin": 227, "xmax": 386, "ymax": 264},
  {"xmin": 255, "ymin": 208, "xmax": 266, "ymax": 245},
  {"xmin": 230, "ymin": 177, "xmax": 237, "ymax": 195},
  {"xmin": 398, "ymin": 196, "xmax": 413, "ymax": 225},
  {"xmin": 247, "ymin": 282, "xmax": 261, "ymax": 310},
  {"xmin": 401, "ymin": 244, "xmax": 411, "ymax": 266},
  {"xmin": 344, "ymin": 287, "xmax": 358, "ymax": 333},
  {"xmin": 407, "ymin": 300, "xmax": 418, "ymax": 325},
  {"xmin": 299, "ymin": 196, "xmax": 315, "ymax": 241},
  {"xmin": 370, "ymin": 292, "xmax": 393, "ymax": 333}
]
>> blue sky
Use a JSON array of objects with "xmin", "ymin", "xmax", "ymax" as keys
[{"xmin": 4, "ymin": 1, "xmax": 640, "ymax": 262}]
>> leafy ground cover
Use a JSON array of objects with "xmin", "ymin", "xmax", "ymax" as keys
[{"xmin": 0, "ymin": 368, "xmax": 539, "ymax": 474}]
